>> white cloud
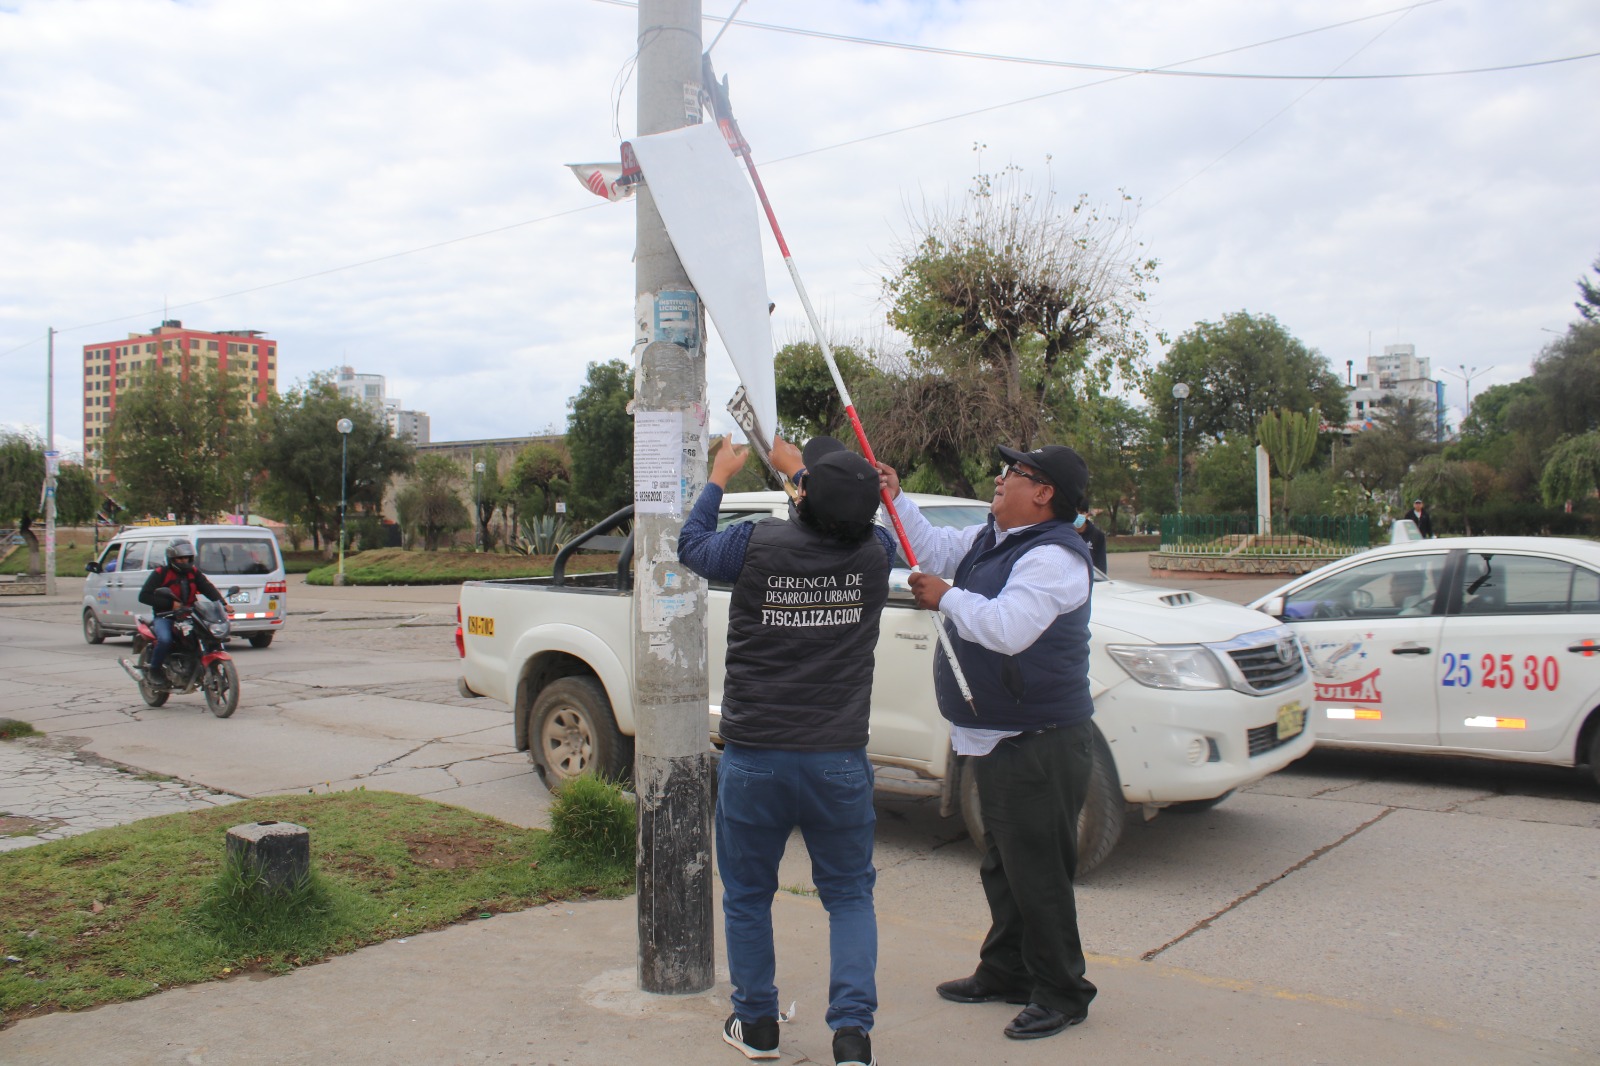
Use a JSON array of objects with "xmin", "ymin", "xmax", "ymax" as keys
[{"xmin": 2, "ymin": 0, "xmax": 1595, "ymax": 445}]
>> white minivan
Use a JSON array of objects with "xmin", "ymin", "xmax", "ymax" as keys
[{"xmin": 83, "ymin": 524, "xmax": 287, "ymax": 648}]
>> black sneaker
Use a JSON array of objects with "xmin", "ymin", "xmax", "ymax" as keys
[
  {"xmin": 722, "ymin": 1013, "xmax": 780, "ymax": 1060},
  {"xmin": 147, "ymin": 665, "xmax": 169, "ymax": 688},
  {"xmin": 833, "ymin": 1025, "xmax": 876, "ymax": 1066}
]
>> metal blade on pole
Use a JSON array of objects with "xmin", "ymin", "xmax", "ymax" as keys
[{"xmin": 701, "ymin": 56, "xmax": 976, "ymax": 710}]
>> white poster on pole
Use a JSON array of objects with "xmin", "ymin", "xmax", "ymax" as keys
[
  {"xmin": 634, "ymin": 409, "xmax": 683, "ymax": 515},
  {"xmin": 626, "ymin": 123, "xmax": 776, "ymax": 448}
]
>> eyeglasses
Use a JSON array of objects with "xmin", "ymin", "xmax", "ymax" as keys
[{"xmin": 1000, "ymin": 463, "xmax": 1050, "ymax": 487}]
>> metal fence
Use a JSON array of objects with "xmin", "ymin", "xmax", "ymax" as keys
[{"xmin": 1159, "ymin": 514, "xmax": 1371, "ymax": 557}]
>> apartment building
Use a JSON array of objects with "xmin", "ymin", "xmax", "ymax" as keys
[{"xmin": 82, "ymin": 320, "xmax": 277, "ymax": 479}]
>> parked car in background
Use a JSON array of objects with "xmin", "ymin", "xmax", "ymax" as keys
[
  {"xmin": 1251, "ymin": 536, "xmax": 1600, "ymax": 785},
  {"xmin": 83, "ymin": 524, "xmax": 287, "ymax": 648}
]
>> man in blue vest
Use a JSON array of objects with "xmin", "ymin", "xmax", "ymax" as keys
[
  {"xmin": 878, "ymin": 443, "xmax": 1097, "ymax": 1041},
  {"xmin": 680, "ymin": 434, "xmax": 896, "ymax": 1066}
]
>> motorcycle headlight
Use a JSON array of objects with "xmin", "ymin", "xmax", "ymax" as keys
[
  {"xmin": 1106, "ymin": 644, "xmax": 1228, "ymax": 690},
  {"xmin": 207, "ymin": 621, "xmax": 230, "ymax": 637}
]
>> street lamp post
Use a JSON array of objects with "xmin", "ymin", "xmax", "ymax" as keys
[
  {"xmin": 1172, "ymin": 382, "xmax": 1190, "ymax": 514},
  {"xmin": 336, "ymin": 418, "xmax": 353, "ymax": 586},
  {"xmin": 473, "ymin": 461, "xmax": 486, "ymax": 552}
]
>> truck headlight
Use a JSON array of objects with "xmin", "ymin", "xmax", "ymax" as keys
[{"xmin": 1107, "ymin": 644, "xmax": 1228, "ymax": 690}]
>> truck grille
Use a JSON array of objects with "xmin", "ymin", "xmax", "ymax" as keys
[
  {"xmin": 1227, "ymin": 639, "xmax": 1305, "ymax": 691},
  {"xmin": 1248, "ymin": 722, "xmax": 1298, "ymax": 757}
]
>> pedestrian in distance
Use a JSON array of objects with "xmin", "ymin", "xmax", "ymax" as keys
[
  {"xmin": 1075, "ymin": 508, "xmax": 1108, "ymax": 574},
  {"xmin": 679, "ymin": 433, "xmax": 897, "ymax": 1066},
  {"xmin": 1409, "ymin": 499, "xmax": 1434, "ymax": 538},
  {"xmin": 876, "ymin": 442, "xmax": 1099, "ymax": 1042}
]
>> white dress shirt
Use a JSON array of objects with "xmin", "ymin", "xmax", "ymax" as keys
[{"xmin": 889, "ymin": 493, "xmax": 1091, "ymax": 755}]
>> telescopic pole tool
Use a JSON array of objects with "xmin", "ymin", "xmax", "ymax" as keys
[{"xmin": 702, "ymin": 57, "xmax": 976, "ymax": 710}]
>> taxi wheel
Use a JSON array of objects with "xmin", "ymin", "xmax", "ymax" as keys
[
  {"xmin": 83, "ymin": 609, "xmax": 105, "ymax": 645},
  {"xmin": 528, "ymin": 676, "xmax": 633, "ymax": 792},
  {"xmin": 958, "ymin": 726, "xmax": 1125, "ymax": 877}
]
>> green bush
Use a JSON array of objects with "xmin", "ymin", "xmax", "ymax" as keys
[{"xmin": 546, "ymin": 775, "xmax": 636, "ymax": 870}]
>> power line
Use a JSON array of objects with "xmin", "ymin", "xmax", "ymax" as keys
[{"xmin": 594, "ymin": 0, "xmax": 1599, "ymax": 81}]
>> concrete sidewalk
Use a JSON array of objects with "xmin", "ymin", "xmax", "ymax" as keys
[{"xmin": 2, "ymin": 890, "xmax": 1586, "ymax": 1066}]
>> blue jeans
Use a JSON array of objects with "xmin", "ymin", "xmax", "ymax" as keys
[
  {"xmin": 716, "ymin": 743, "xmax": 877, "ymax": 1031},
  {"xmin": 148, "ymin": 616, "xmax": 176, "ymax": 670}
]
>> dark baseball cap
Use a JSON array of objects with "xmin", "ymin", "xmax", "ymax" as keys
[
  {"xmin": 996, "ymin": 444, "xmax": 1089, "ymax": 508},
  {"xmin": 802, "ymin": 435, "xmax": 848, "ymax": 466},
  {"xmin": 802, "ymin": 448, "xmax": 881, "ymax": 525}
]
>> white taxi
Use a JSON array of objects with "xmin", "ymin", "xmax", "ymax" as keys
[{"xmin": 1251, "ymin": 536, "xmax": 1600, "ymax": 784}]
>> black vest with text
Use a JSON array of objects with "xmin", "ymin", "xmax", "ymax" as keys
[
  {"xmin": 933, "ymin": 517, "xmax": 1095, "ymax": 731},
  {"xmin": 721, "ymin": 514, "xmax": 890, "ymax": 750}
]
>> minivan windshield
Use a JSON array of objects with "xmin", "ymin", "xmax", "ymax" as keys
[{"xmin": 197, "ymin": 537, "xmax": 279, "ymax": 575}]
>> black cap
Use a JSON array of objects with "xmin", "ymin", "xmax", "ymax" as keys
[
  {"xmin": 997, "ymin": 444, "xmax": 1089, "ymax": 509},
  {"xmin": 803, "ymin": 450, "xmax": 881, "ymax": 525},
  {"xmin": 801, "ymin": 435, "xmax": 848, "ymax": 466}
]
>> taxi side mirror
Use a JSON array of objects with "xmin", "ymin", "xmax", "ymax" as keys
[{"xmin": 1258, "ymin": 595, "xmax": 1286, "ymax": 618}]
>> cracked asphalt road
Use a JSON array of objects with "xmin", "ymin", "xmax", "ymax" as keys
[{"xmin": 3, "ymin": 574, "xmax": 1598, "ymax": 1056}]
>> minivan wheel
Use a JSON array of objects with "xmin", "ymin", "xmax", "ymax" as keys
[
  {"xmin": 959, "ymin": 725, "xmax": 1126, "ymax": 877},
  {"xmin": 248, "ymin": 633, "xmax": 274, "ymax": 649},
  {"xmin": 83, "ymin": 609, "xmax": 105, "ymax": 645}
]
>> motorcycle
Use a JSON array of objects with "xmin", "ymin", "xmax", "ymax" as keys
[{"xmin": 119, "ymin": 589, "xmax": 241, "ymax": 718}]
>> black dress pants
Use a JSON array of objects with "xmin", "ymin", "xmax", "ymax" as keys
[{"xmin": 970, "ymin": 717, "xmax": 1098, "ymax": 1016}]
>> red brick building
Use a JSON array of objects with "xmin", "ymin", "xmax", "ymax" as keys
[{"xmin": 82, "ymin": 320, "xmax": 278, "ymax": 480}]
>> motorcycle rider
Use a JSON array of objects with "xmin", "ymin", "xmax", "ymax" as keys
[{"xmin": 138, "ymin": 538, "xmax": 224, "ymax": 687}]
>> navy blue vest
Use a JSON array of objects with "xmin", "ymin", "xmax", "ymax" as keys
[
  {"xmin": 933, "ymin": 517, "xmax": 1095, "ymax": 731},
  {"xmin": 721, "ymin": 514, "xmax": 889, "ymax": 750}
]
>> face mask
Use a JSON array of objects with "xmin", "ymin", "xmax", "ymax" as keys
[{"xmin": 1073, "ymin": 514, "xmax": 1087, "ymax": 530}]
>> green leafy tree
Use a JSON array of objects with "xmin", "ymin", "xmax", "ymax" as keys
[
  {"xmin": 1062, "ymin": 396, "xmax": 1152, "ymax": 532},
  {"xmin": 1526, "ymin": 322, "xmax": 1600, "ymax": 440},
  {"xmin": 1334, "ymin": 398, "xmax": 1440, "ymax": 507},
  {"xmin": 508, "ymin": 442, "xmax": 571, "ymax": 523},
  {"xmin": 1403, "ymin": 455, "xmax": 1475, "ymax": 532},
  {"xmin": 396, "ymin": 454, "xmax": 470, "ymax": 551},
  {"xmin": 55, "ymin": 463, "xmax": 98, "ymax": 527},
  {"xmin": 565, "ymin": 360, "xmax": 633, "ymax": 525},
  {"xmin": 772, "ymin": 340, "xmax": 875, "ymax": 443},
  {"xmin": 469, "ymin": 447, "xmax": 505, "ymax": 551},
  {"xmin": 1539, "ymin": 431, "xmax": 1600, "ymax": 508},
  {"xmin": 874, "ymin": 164, "xmax": 1158, "ymax": 494},
  {"xmin": 1190, "ymin": 435, "xmax": 1258, "ymax": 515},
  {"xmin": 0, "ymin": 431, "xmax": 47, "ymax": 572},
  {"xmin": 1576, "ymin": 254, "xmax": 1600, "ymax": 323},
  {"xmin": 1149, "ymin": 312, "xmax": 1347, "ymax": 441},
  {"xmin": 257, "ymin": 376, "xmax": 413, "ymax": 551},
  {"xmin": 102, "ymin": 366, "xmax": 251, "ymax": 523}
]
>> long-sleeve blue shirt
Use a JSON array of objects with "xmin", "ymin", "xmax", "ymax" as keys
[{"xmin": 677, "ymin": 483, "xmax": 898, "ymax": 582}]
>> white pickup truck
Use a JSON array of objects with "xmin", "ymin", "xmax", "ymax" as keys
[{"xmin": 457, "ymin": 491, "xmax": 1316, "ymax": 873}]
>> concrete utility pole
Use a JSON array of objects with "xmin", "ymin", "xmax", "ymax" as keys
[
  {"xmin": 45, "ymin": 327, "xmax": 57, "ymax": 596},
  {"xmin": 632, "ymin": 0, "xmax": 714, "ymax": 995}
]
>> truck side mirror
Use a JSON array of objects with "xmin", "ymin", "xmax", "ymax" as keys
[{"xmin": 1258, "ymin": 595, "xmax": 1286, "ymax": 618}]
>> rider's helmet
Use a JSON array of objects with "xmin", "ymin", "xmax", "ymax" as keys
[{"xmin": 166, "ymin": 538, "xmax": 197, "ymax": 571}]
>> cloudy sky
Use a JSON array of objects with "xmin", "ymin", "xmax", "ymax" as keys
[{"xmin": 2, "ymin": 0, "xmax": 1596, "ymax": 459}]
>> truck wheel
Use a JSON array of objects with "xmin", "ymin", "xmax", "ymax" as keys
[
  {"xmin": 529, "ymin": 676, "xmax": 633, "ymax": 790},
  {"xmin": 83, "ymin": 609, "xmax": 105, "ymax": 645},
  {"xmin": 959, "ymin": 726, "xmax": 1125, "ymax": 877}
]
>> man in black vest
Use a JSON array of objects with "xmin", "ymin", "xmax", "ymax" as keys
[
  {"xmin": 1409, "ymin": 499, "xmax": 1434, "ymax": 538},
  {"xmin": 878, "ymin": 443, "xmax": 1098, "ymax": 1041},
  {"xmin": 680, "ymin": 434, "xmax": 896, "ymax": 1066}
]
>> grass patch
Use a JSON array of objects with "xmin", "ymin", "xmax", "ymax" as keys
[
  {"xmin": 302, "ymin": 548, "xmax": 622, "ymax": 586},
  {"xmin": 545, "ymin": 776, "xmax": 635, "ymax": 873},
  {"xmin": 0, "ymin": 790, "xmax": 632, "ymax": 1028},
  {"xmin": 0, "ymin": 719, "xmax": 41, "ymax": 741}
]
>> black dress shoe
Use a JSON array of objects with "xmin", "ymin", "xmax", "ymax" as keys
[
  {"xmin": 1004, "ymin": 1002, "xmax": 1087, "ymax": 1040},
  {"xmin": 936, "ymin": 974, "xmax": 1031, "ymax": 1005}
]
